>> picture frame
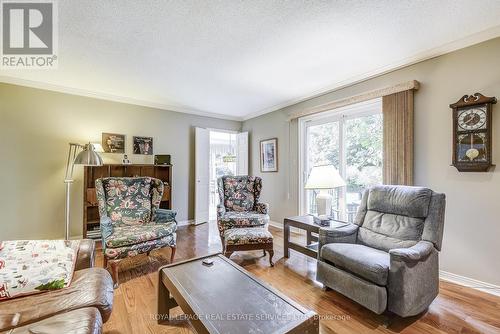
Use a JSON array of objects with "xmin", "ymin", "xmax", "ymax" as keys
[
  {"xmin": 102, "ymin": 133, "xmax": 125, "ymax": 153},
  {"xmin": 260, "ymin": 138, "xmax": 278, "ymax": 172},
  {"xmin": 133, "ymin": 136, "xmax": 153, "ymax": 155}
]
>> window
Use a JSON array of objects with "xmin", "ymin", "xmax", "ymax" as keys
[{"xmin": 299, "ymin": 98, "xmax": 383, "ymax": 222}]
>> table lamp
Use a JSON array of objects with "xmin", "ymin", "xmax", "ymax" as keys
[
  {"xmin": 305, "ymin": 165, "xmax": 346, "ymax": 219},
  {"xmin": 64, "ymin": 143, "xmax": 103, "ymax": 240}
]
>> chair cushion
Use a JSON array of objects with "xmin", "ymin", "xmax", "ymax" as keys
[
  {"xmin": 102, "ymin": 177, "xmax": 152, "ymax": 225},
  {"xmin": 104, "ymin": 222, "xmax": 177, "ymax": 248},
  {"xmin": 221, "ymin": 176, "xmax": 260, "ymax": 211},
  {"xmin": 224, "ymin": 228, "xmax": 273, "ymax": 246},
  {"xmin": 104, "ymin": 233, "xmax": 176, "ymax": 260},
  {"xmin": 367, "ymin": 185, "xmax": 432, "ymax": 218},
  {"xmin": 357, "ymin": 210, "xmax": 423, "ymax": 252},
  {"xmin": 320, "ymin": 243, "xmax": 390, "ymax": 285},
  {"xmin": 218, "ymin": 211, "xmax": 269, "ymax": 235}
]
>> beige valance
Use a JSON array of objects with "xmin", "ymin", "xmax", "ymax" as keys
[{"xmin": 288, "ymin": 80, "xmax": 419, "ymax": 120}]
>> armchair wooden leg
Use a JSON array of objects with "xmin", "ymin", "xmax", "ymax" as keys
[
  {"xmin": 103, "ymin": 255, "xmax": 108, "ymax": 269},
  {"xmin": 170, "ymin": 246, "xmax": 176, "ymax": 263},
  {"xmin": 262, "ymin": 249, "xmax": 266, "ymax": 257},
  {"xmin": 268, "ymin": 250, "xmax": 274, "ymax": 267},
  {"xmin": 109, "ymin": 260, "xmax": 120, "ymax": 289}
]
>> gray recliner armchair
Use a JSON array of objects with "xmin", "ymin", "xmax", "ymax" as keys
[{"xmin": 316, "ymin": 185, "xmax": 446, "ymax": 317}]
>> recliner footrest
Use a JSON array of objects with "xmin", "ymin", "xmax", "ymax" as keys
[{"xmin": 317, "ymin": 261, "xmax": 387, "ymax": 314}]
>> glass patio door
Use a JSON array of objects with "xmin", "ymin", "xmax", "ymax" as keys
[{"xmin": 301, "ymin": 99, "xmax": 383, "ymax": 222}]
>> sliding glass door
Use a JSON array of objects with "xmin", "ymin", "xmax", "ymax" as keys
[{"xmin": 300, "ymin": 99, "xmax": 383, "ymax": 222}]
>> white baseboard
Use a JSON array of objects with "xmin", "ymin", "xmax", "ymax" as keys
[
  {"xmin": 268, "ymin": 220, "xmax": 305, "ymax": 234},
  {"xmin": 178, "ymin": 220, "xmax": 195, "ymax": 226},
  {"xmin": 268, "ymin": 220, "xmax": 283, "ymax": 229},
  {"xmin": 439, "ymin": 270, "xmax": 500, "ymax": 297}
]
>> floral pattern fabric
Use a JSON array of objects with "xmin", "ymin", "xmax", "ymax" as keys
[
  {"xmin": 217, "ymin": 176, "xmax": 270, "ymax": 237},
  {"xmin": 224, "ymin": 228, "xmax": 273, "ymax": 246},
  {"xmin": 95, "ymin": 177, "xmax": 177, "ymax": 261},
  {"xmin": 217, "ymin": 211, "xmax": 269, "ymax": 237},
  {"xmin": 102, "ymin": 177, "xmax": 152, "ymax": 225},
  {"xmin": 104, "ymin": 233, "xmax": 176, "ymax": 260},
  {"xmin": 0, "ymin": 240, "xmax": 79, "ymax": 300},
  {"xmin": 104, "ymin": 221, "xmax": 177, "ymax": 248},
  {"xmin": 218, "ymin": 176, "xmax": 262, "ymax": 212}
]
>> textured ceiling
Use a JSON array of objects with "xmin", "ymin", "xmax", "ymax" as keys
[{"xmin": 2, "ymin": 0, "xmax": 500, "ymax": 120}]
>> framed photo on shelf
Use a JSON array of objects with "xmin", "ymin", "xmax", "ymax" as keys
[
  {"xmin": 133, "ymin": 136, "xmax": 153, "ymax": 155},
  {"xmin": 102, "ymin": 133, "xmax": 125, "ymax": 153},
  {"xmin": 260, "ymin": 138, "xmax": 278, "ymax": 172}
]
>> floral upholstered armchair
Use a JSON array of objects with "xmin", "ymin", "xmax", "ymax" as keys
[
  {"xmin": 95, "ymin": 177, "xmax": 177, "ymax": 287},
  {"xmin": 216, "ymin": 176, "xmax": 270, "ymax": 243}
]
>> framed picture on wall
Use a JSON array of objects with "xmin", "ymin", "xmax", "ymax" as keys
[
  {"xmin": 102, "ymin": 133, "xmax": 125, "ymax": 153},
  {"xmin": 133, "ymin": 136, "xmax": 153, "ymax": 155},
  {"xmin": 260, "ymin": 138, "xmax": 278, "ymax": 172}
]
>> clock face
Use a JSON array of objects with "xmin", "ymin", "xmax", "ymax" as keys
[
  {"xmin": 457, "ymin": 133, "xmax": 487, "ymax": 162},
  {"xmin": 457, "ymin": 106, "xmax": 487, "ymax": 131}
]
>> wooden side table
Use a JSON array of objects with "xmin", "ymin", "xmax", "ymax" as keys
[{"xmin": 284, "ymin": 215, "xmax": 349, "ymax": 258}]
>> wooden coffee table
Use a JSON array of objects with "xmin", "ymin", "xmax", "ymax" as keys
[
  {"xmin": 284, "ymin": 215, "xmax": 349, "ymax": 258},
  {"xmin": 158, "ymin": 254, "xmax": 318, "ymax": 334}
]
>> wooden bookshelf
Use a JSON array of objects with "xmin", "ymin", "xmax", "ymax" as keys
[{"xmin": 83, "ymin": 164, "xmax": 173, "ymax": 239}]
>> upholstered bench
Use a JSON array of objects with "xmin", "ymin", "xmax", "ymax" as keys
[{"xmin": 223, "ymin": 227, "xmax": 274, "ymax": 266}]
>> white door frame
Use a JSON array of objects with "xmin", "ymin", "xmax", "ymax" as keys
[{"xmin": 195, "ymin": 127, "xmax": 210, "ymax": 224}]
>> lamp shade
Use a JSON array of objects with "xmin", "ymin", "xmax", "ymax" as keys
[
  {"xmin": 305, "ymin": 165, "xmax": 346, "ymax": 190},
  {"xmin": 74, "ymin": 144, "xmax": 103, "ymax": 166}
]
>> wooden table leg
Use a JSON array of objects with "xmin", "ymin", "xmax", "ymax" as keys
[
  {"xmin": 284, "ymin": 220, "xmax": 290, "ymax": 258},
  {"xmin": 157, "ymin": 276, "xmax": 178, "ymax": 323}
]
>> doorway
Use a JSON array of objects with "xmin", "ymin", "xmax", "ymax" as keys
[
  {"xmin": 209, "ymin": 131, "xmax": 237, "ymax": 219},
  {"xmin": 195, "ymin": 128, "xmax": 248, "ymax": 224}
]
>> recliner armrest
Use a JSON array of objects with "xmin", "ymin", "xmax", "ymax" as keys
[
  {"xmin": 75, "ymin": 239, "xmax": 95, "ymax": 270},
  {"xmin": 318, "ymin": 223, "xmax": 358, "ymax": 255},
  {"xmin": 389, "ymin": 240, "xmax": 434, "ymax": 263},
  {"xmin": 155, "ymin": 208, "xmax": 177, "ymax": 224}
]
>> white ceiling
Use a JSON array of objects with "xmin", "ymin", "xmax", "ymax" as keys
[{"xmin": 2, "ymin": 0, "xmax": 500, "ymax": 121}]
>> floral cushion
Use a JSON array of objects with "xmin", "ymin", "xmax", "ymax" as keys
[
  {"xmin": 104, "ymin": 233, "xmax": 176, "ymax": 260},
  {"xmin": 104, "ymin": 221, "xmax": 177, "ymax": 248},
  {"xmin": 219, "ymin": 176, "xmax": 262, "ymax": 212},
  {"xmin": 224, "ymin": 228, "xmax": 273, "ymax": 246},
  {"xmin": 102, "ymin": 177, "xmax": 152, "ymax": 225},
  {"xmin": 217, "ymin": 211, "xmax": 269, "ymax": 236}
]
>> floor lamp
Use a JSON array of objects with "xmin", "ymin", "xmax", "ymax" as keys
[{"xmin": 64, "ymin": 143, "xmax": 103, "ymax": 240}]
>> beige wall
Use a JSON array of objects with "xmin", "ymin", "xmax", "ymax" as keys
[
  {"xmin": 0, "ymin": 83, "xmax": 241, "ymax": 239},
  {"xmin": 243, "ymin": 37, "xmax": 500, "ymax": 286}
]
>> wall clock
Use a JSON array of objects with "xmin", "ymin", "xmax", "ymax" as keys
[{"xmin": 450, "ymin": 93, "xmax": 497, "ymax": 172}]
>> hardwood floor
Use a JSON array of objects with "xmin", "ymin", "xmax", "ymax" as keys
[{"xmin": 98, "ymin": 222, "xmax": 500, "ymax": 334}]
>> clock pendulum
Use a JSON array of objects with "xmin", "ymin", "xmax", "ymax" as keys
[{"xmin": 465, "ymin": 134, "xmax": 479, "ymax": 162}]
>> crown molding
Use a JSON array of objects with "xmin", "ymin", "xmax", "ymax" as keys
[
  {"xmin": 242, "ymin": 25, "xmax": 500, "ymax": 121},
  {"xmin": 2, "ymin": 24, "xmax": 499, "ymax": 123},
  {"xmin": 0, "ymin": 75, "xmax": 244, "ymax": 122}
]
